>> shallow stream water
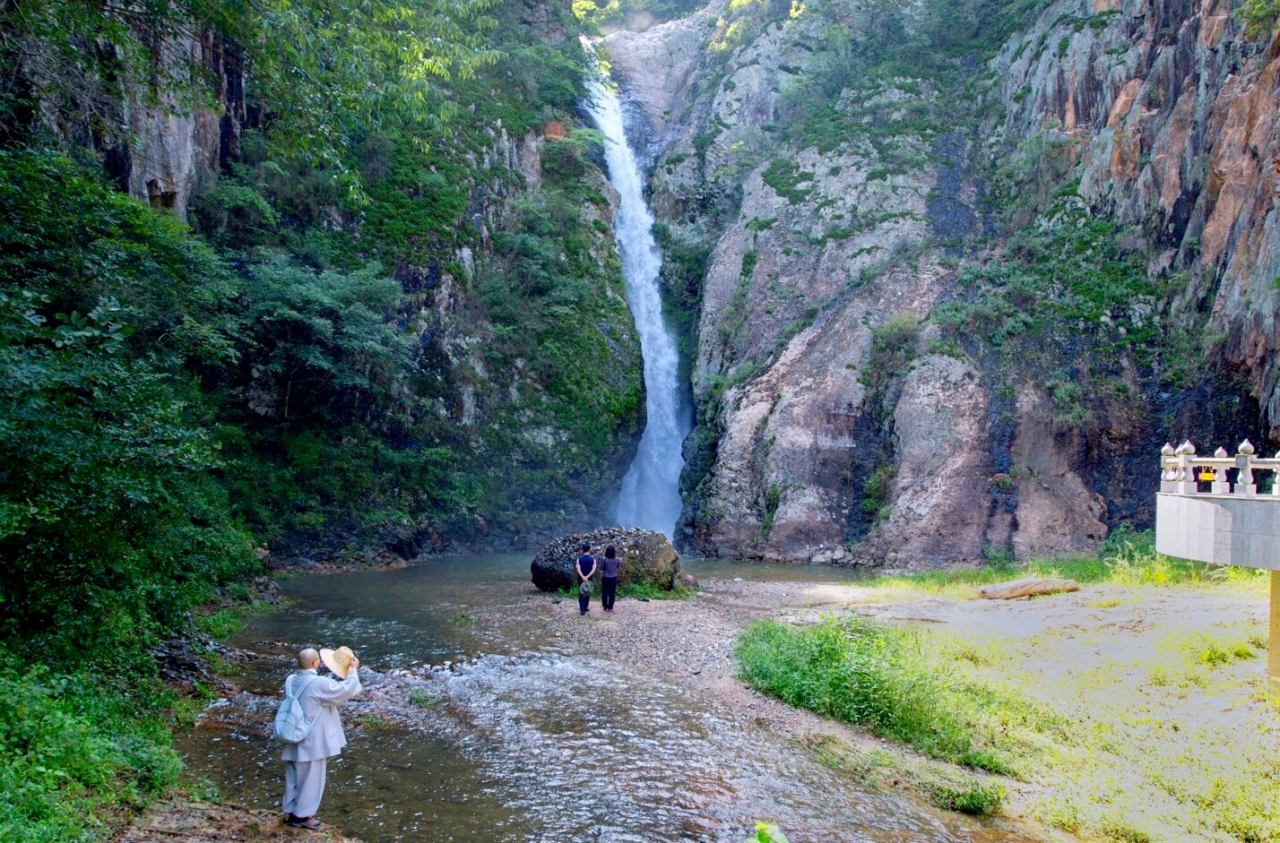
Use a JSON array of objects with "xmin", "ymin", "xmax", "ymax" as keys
[{"xmin": 176, "ymin": 557, "xmax": 1038, "ymax": 843}]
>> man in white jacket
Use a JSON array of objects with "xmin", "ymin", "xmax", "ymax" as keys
[{"xmin": 281, "ymin": 646, "xmax": 362, "ymax": 830}]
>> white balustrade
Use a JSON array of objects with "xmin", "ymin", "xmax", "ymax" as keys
[{"xmin": 1158, "ymin": 439, "xmax": 1280, "ymax": 497}]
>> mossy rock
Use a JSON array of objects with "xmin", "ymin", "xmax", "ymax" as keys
[{"xmin": 530, "ymin": 527, "xmax": 683, "ymax": 592}]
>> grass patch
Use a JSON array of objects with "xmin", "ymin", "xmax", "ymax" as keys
[
  {"xmin": 927, "ymin": 777, "xmax": 1005, "ymax": 815},
  {"xmin": 553, "ymin": 581, "xmax": 696, "ymax": 601},
  {"xmin": 800, "ymin": 733, "xmax": 1005, "ymax": 816},
  {"xmin": 860, "ymin": 530, "xmax": 1269, "ymax": 599},
  {"xmin": 194, "ymin": 609, "xmax": 245, "ymax": 640},
  {"xmin": 736, "ymin": 617, "xmax": 1058, "ymax": 774},
  {"xmin": 618, "ymin": 582, "xmax": 697, "ymax": 601},
  {"xmin": 407, "ymin": 688, "xmax": 444, "ymax": 708},
  {"xmin": 1163, "ymin": 627, "xmax": 1259, "ymax": 668}
]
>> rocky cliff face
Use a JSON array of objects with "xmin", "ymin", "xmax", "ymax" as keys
[
  {"xmin": 606, "ymin": 0, "xmax": 1279, "ymax": 566},
  {"xmin": 31, "ymin": 30, "xmax": 243, "ymax": 219}
]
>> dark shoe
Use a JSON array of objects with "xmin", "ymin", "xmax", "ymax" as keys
[{"xmin": 287, "ymin": 816, "xmax": 323, "ymax": 830}]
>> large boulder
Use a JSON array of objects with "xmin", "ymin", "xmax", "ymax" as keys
[{"xmin": 531, "ymin": 527, "xmax": 683, "ymax": 592}]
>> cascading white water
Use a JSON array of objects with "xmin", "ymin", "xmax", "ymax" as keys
[{"xmin": 586, "ymin": 78, "xmax": 691, "ymax": 541}]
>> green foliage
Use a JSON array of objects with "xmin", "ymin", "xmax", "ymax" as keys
[
  {"xmin": 233, "ymin": 255, "xmax": 413, "ymax": 425},
  {"xmin": 772, "ymin": 0, "xmax": 1053, "ymax": 161},
  {"xmin": 194, "ymin": 609, "xmax": 245, "ymax": 640},
  {"xmin": 861, "ymin": 528, "xmax": 1269, "ymax": 596},
  {"xmin": 759, "ymin": 485, "xmax": 783, "ymax": 537},
  {"xmin": 934, "ymin": 201, "xmax": 1161, "ymax": 363},
  {"xmin": 617, "ymin": 581, "xmax": 697, "ymax": 600},
  {"xmin": 238, "ymin": 0, "xmax": 503, "ymax": 179},
  {"xmin": 859, "ymin": 464, "xmax": 896, "ymax": 525},
  {"xmin": 861, "ymin": 313, "xmax": 921, "ymax": 397},
  {"xmin": 0, "ymin": 150, "xmax": 257, "ymax": 661},
  {"xmin": 761, "ymin": 160, "xmax": 814, "ymax": 204},
  {"xmin": 190, "ymin": 179, "xmax": 280, "ymax": 249},
  {"xmin": 745, "ymin": 821, "xmax": 791, "ymax": 843},
  {"xmin": 927, "ymin": 778, "xmax": 1006, "ymax": 815},
  {"xmin": 1, "ymin": 0, "xmax": 503, "ymax": 183},
  {"xmin": 737, "ymin": 617, "xmax": 1054, "ymax": 774},
  {"xmin": 0, "ymin": 648, "xmax": 184, "ymax": 843},
  {"xmin": 653, "ymin": 222, "xmax": 711, "ymax": 345},
  {"xmin": 1235, "ymin": 0, "xmax": 1280, "ymax": 39}
]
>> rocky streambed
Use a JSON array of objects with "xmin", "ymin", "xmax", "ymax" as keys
[{"xmin": 171, "ymin": 555, "xmax": 1047, "ymax": 843}]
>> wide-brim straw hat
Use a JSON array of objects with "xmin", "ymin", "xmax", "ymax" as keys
[{"xmin": 320, "ymin": 646, "xmax": 356, "ymax": 679}]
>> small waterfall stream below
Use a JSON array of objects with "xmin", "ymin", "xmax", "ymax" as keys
[
  {"xmin": 176, "ymin": 558, "xmax": 1037, "ymax": 843},
  {"xmin": 586, "ymin": 78, "xmax": 691, "ymax": 541}
]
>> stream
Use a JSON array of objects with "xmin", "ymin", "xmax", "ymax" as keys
[{"xmin": 177, "ymin": 557, "xmax": 1038, "ymax": 843}]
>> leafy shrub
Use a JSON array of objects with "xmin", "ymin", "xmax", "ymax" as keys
[
  {"xmin": 1236, "ymin": 0, "xmax": 1280, "ymax": 38},
  {"xmin": 745, "ymin": 821, "xmax": 791, "ymax": 843},
  {"xmin": 0, "ymin": 651, "xmax": 182, "ymax": 843},
  {"xmin": 927, "ymin": 778, "xmax": 1006, "ymax": 815}
]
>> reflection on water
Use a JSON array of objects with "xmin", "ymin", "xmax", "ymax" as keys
[{"xmin": 178, "ymin": 556, "xmax": 1033, "ymax": 843}]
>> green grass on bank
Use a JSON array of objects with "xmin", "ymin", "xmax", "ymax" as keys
[
  {"xmin": 737, "ymin": 533, "xmax": 1280, "ymax": 839},
  {"xmin": 554, "ymin": 581, "xmax": 697, "ymax": 601},
  {"xmin": 861, "ymin": 529, "xmax": 1270, "ymax": 598},
  {"xmin": 736, "ymin": 617, "xmax": 1065, "ymax": 779}
]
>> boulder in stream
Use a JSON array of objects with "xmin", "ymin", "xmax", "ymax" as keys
[{"xmin": 531, "ymin": 527, "xmax": 683, "ymax": 592}]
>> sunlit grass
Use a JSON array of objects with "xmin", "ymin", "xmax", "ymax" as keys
[
  {"xmin": 737, "ymin": 617, "xmax": 1068, "ymax": 779},
  {"xmin": 859, "ymin": 530, "xmax": 1269, "ymax": 599},
  {"xmin": 740, "ymin": 606, "xmax": 1280, "ymax": 839}
]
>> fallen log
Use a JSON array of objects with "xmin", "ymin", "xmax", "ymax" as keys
[{"xmin": 978, "ymin": 576, "xmax": 1080, "ymax": 600}]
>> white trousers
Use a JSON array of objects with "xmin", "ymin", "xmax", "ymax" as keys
[{"xmin": 282, "ymin": 759, "xmax": 328, "ymax": 818}]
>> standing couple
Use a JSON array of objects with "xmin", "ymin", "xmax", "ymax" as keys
[{"xmin": 576, "ymin": 542, "xmax": 620, "ymax": 615}]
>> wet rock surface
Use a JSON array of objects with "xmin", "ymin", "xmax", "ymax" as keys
[
  {"xmin": 529, "ymin": 527, "xmax": 682, "ymax": 591},
  {"xmin": 119, "ymin": 798, "xmax": 360, "ymax": 842}
]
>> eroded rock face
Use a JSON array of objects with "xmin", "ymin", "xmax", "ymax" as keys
[
  {"xmin": 609, "ymin": 0, "xmax": 1280, "ymax": 566},
  {"xmin": 530, "ymin": 528, "xmax": 682, "ymax": 592},
  {"xmin": 856, "ymin": 355, "xmax": 993, "ymax": 569},
  {"xmin": 995, "ymin": 0, "xmax": 1280, "ymax": 440},
  {"xmin": 605, "ymin": 1, "xmax": 726, "ymax": 137}
]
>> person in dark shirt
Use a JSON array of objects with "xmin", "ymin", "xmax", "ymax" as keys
[
  {"xmin": 575, "ymin": 543, "xmax": 597, "ymax": 615},
  {"xmin": 600, "ymin": 545, "xmax": 620, "ymax": 613}
]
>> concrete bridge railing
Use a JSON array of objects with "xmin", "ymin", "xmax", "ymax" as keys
[{"xmin": 1154, "ymin": 439, "xmax": 1280, "ymax": 687}]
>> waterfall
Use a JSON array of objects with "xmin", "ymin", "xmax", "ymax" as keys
[{"xmin": 586, "ymin": 78, "xmax": 691, "ymax": 541}]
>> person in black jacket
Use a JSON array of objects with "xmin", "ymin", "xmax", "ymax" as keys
[{"xmin": 575, "ymin": 543, "xmax": 597, "ymax": 615}]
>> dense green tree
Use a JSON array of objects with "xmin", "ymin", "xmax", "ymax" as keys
[{"xmin": 0, "ymin": 149, "xmax": 255, "ymax": 661}]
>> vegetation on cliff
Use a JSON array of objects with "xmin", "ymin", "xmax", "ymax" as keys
[{"xmin": 0, "ymin": 1, "xmax": 641, "ymax": 839}]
